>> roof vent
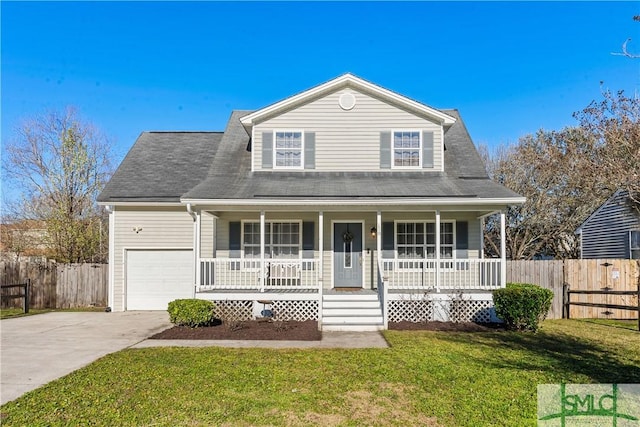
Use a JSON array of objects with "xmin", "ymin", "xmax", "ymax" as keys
[{"xmin": 339, "ymin": 92, "xmax": 356, "ymax": 110}]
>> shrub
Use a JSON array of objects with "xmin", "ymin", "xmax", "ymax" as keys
[
  {"xmin": 167, "ymin": 299, "xmax": 216, "ymax": 328},
  {"xmin": 493, "ymin": 283, "xmax": 553, "ymax": 332}
]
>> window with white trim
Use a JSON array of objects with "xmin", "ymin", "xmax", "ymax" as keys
[
  {"xmin": 393, "ymin": 131, "xmax": 421, "ymax": 167},
  {"xmin": 630, "ymin": 230, "xmax": 640, "ymax": 259},
  {"xmin": 275, "ymin": 131, "xmax": 303, "ymax": 168},
  {"xmin": 397, "ymin": 221, "xmax": 454, "ymax": 259},
  {"xmin": 243, "ymin": 221, "xmax": 300, "ymax": 259}
]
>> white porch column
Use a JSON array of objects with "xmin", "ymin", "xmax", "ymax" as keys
[
  {"xmin": 318, "ymin": 211, "xmax": 324, "ymax": 284},
  {"xmin": 500, "ymin": 211, "xmax": 506, "ymax": 287},
  {"xmin": 435, "ymin": 210, "xmax": 441, "ymax": 292},
  {"xmin": 376, "ymin": 211, "xmax": 382, "ymax": 268},
  {"xmin": 260, "ymin": 210, "xmax": 266, "ymax": 292},
  {"xmin": 318, "ymin": 211, "xmax": 324, "ymax": 327},
  {"xmin": 480, "ymin": 217, "xmax": 485, "ymax": 259},
  {"xmin": 195, "ymin": 210, "xmax": 201, "ymax": 290}
]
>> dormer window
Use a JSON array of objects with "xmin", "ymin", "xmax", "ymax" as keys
[
  {"xmin": 393, "ymin": 131, "xmax": 421, "ymax": 168},
  {"xmin": 275, "ymin": 131, "xmax": 303, "ymax": 168}
]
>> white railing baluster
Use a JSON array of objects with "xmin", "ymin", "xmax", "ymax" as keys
[
  {"xmin": 197, "ymin": 258, "xmax": 319, "ymax": 291},
  {"xmin": 382, "ymin": 258, "xmax": 503, "ymax": 291}
]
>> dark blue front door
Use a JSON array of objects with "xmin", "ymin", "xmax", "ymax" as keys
[{"xmin": 333, "ymin": 223, "xmax": 363, "ymax": 288}]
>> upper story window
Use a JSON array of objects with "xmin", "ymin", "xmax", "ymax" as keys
[
  {"xmin": 393, "ymin": 131, "xmax": 421, "ymax": 168},
  {"xmin": 275, "ymin": 131, "xmax": 303, "ymax": 168}
]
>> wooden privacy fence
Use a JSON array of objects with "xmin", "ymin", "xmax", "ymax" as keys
[
  {"xmin": 507, "ymin": 259, "xmax": 640, "ymax": 320},
  {"xmin": 0, "ymin": 260, "xmax": 108, "ymax": 309}
]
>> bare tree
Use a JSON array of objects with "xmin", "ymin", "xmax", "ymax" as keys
[
  {"xmin": 573, "ymin": 88, "xmax": 640, "ymax": 210},
  {"xmin": 3, "ymin": 107, "xmax": 112, "ymax": 262},
  {"xmin": 481, "ymin": 127, "xmax": 609, "ymax": 259}
]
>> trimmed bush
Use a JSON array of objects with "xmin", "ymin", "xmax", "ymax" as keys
[
  {"xmin": 493, "ymin": 283, "xmax": 553, "ymax": 332},
  {"xmin": 167, "ymin": 299, "xmax": 216, "ymax": 328}
]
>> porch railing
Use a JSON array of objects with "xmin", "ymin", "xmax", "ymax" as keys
[
  {"xmin": 382, "ymin": 258, "xmax": 502, "ymax": 291},
  {"xmin": 199, "ymin": 258, "xmax": 320, "ymax": 291}
]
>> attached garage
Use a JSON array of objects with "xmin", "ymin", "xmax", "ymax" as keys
[{"xmin": 126, "ymin": 249, "xmax": 194, "ymax": 310}]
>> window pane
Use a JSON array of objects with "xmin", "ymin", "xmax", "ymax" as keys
[
  {"xmin": 631, "ymin": 231, "xmax": 640, "ymax": 249},
  {"xmin": 441, "ymin": 247, "xmax": 453, "ymax": 259}
]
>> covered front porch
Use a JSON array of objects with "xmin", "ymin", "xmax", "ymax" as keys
[{"xmin": 185, "ymin": 204, "xmax": 507, "ymax": 329}]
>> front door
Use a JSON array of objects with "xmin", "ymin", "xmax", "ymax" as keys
[{"xmin": 333, "ymin": 222, "xmax": 363, "ymax": 288}]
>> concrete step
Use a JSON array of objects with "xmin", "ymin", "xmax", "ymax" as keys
[
  {"xmin": 322, "ymin": 307, "xmax": 381, "ymax": 316},
  {"xmin": 323, "ymin": 300, "xmax": 381, "ymax": 309},
  {"xmin": 323, "ymin": 293, "xmax": 379, "ymax": 301},
  {"xmin": 322, "ymin": 315, "xmax": 383, "ymax": 324},
  {"xmin": 322, "ymin": 323, "xmax": 384, "ymax": 332}
]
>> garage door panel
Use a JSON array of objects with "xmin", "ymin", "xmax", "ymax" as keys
[{"xmin": 126, "ymin": 250, "xmax": 193, "ymax": 310}]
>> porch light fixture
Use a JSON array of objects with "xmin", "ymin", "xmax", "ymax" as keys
[{"xmin": 370, "ymin": 227, "xmax": 377, "ymax": 239}]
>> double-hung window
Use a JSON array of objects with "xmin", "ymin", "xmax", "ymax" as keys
[
  {"xmin": 243, "ymin": 221, "xmax": 300, "ymax": 259},
  {"xmin": 396, "ymin": 221, "xmax": 455, "ymax": 260},
  {"xmin": 275, "ymin": 131, "xmax": 303, "ymax": 168},
  {"xmin": 393, "ymin": 131, "xmax": 421, "ymax": 167},
  {"xmin": 630, "ymin": 230, "xmax": 640, "ymax": 259}
]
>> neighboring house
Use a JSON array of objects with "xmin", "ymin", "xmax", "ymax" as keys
[
  {"xmin": 98, "ymin": 74, "xmax": 525, "ymax": 330},
  {"xmin": 576, "ymin": 189, "xmax": 640, "ymax": 259},
  {"xmin": 0, "ymin": 220, "xmax": 50, "ymax": 260}
]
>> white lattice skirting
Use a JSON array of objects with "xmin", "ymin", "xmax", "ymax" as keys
[
  {"xmin": 388, "ymin": 295, "xmax": 495, "ymax": 323},
  {"xmin": 388, "ymin": 300, "xmax": 434, "ymax": 323},
  {"xmin": 212, "ymin": 300, "xmax": 254, "ymax": 321},
  {"xmin": 211, "ymin": 299, "xmax": 319, "ymax": 322},
  {"xmin": 272, "ymin": 300, "xmax": 319, "ymax": 321}
]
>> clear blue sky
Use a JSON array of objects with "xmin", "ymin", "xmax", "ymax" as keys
[{"xmin": 2, "ymin": 1, "xmax": 639, "ymax": 165}]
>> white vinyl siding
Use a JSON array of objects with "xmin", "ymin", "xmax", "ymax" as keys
[
  {"xmin": 112, "ymin": 207, "xmax": 194, "ymax": 311},
  {"xmin": 253, "ymin": 88, "xmax": 443, "ymax": 171}
]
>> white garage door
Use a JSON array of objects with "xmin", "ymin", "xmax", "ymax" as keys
[{"xmin": 126, "ymin": 250, "xmax": 194, "ymax": 310}]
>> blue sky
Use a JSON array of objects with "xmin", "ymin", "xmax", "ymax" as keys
[{"xmin": 2, "ymin": 1, "xmax": 639, "ymax": 166}]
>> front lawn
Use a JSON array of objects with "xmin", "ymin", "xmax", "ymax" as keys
[{"xmin": 1, "ymin": 320, "xmax": 639, "ymax": 426}]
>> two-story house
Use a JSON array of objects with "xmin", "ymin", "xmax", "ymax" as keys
[{"xmin": 98, "ymin": 74, "xmax": 524, "ymax": 330}]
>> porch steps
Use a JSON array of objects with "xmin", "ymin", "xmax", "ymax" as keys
[{"xmin": 321, "ymin": 293, "xmax": 384, "ymax": 332}]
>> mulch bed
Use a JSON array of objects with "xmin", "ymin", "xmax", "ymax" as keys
[
  {"xmin": 389, "ymin": 321, "xmax": 505, "ymax": 332},
  {"xmin": 150, "ymin": 319, "xmax": 322, "ymax": 341},
  {"xmin": 150, "ymin": 320, "xmax": 505, "ymax": 341}
]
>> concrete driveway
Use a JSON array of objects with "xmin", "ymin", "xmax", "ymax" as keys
[{"xmin": 0, "ymin": 311, "xmax": 171, "ymax": 405}]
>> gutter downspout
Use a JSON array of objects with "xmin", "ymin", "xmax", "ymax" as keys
[
  {"xmin": 104, "ymin": 205, "xmax": 115, "ymax": 312},
  {"xmin": 186, "ymin": 203, "xmax": 197, "ymax": 221},
  {"xmin": 186, "ymin": 203, "xmax": 198, "ymax": 294}
]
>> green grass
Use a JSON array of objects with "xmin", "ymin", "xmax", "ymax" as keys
[
  {"xmin": 576, "ymin": 318, "xmax": 639, "ymax": 331},
  {"xmin": 0, "ymin": 307, "xmax": 106, "ymax": 319},
  {"xmin": 1, "ymin": 320, "xmax": 639, "ymax": 426},
  {"xmin": 0, "ymin": 308, "xmax": 53, "ymax": 319}
]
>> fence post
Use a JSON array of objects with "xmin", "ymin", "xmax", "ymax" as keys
[
  {"xmin": 24, "ymin": 279, "xmax": 30, "ymax": 314},
  {"xmin": 563, "ymin": 283, "xmax": 570, "ymax": 319}
]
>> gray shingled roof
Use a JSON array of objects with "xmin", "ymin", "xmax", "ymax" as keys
[
  {"xmin": 98, "ymin": 131, "xmax": 223, "ymax": 203},
  {"xmin": 100, "ymin": 108, "xmax": 521, "ymax": 203}
]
